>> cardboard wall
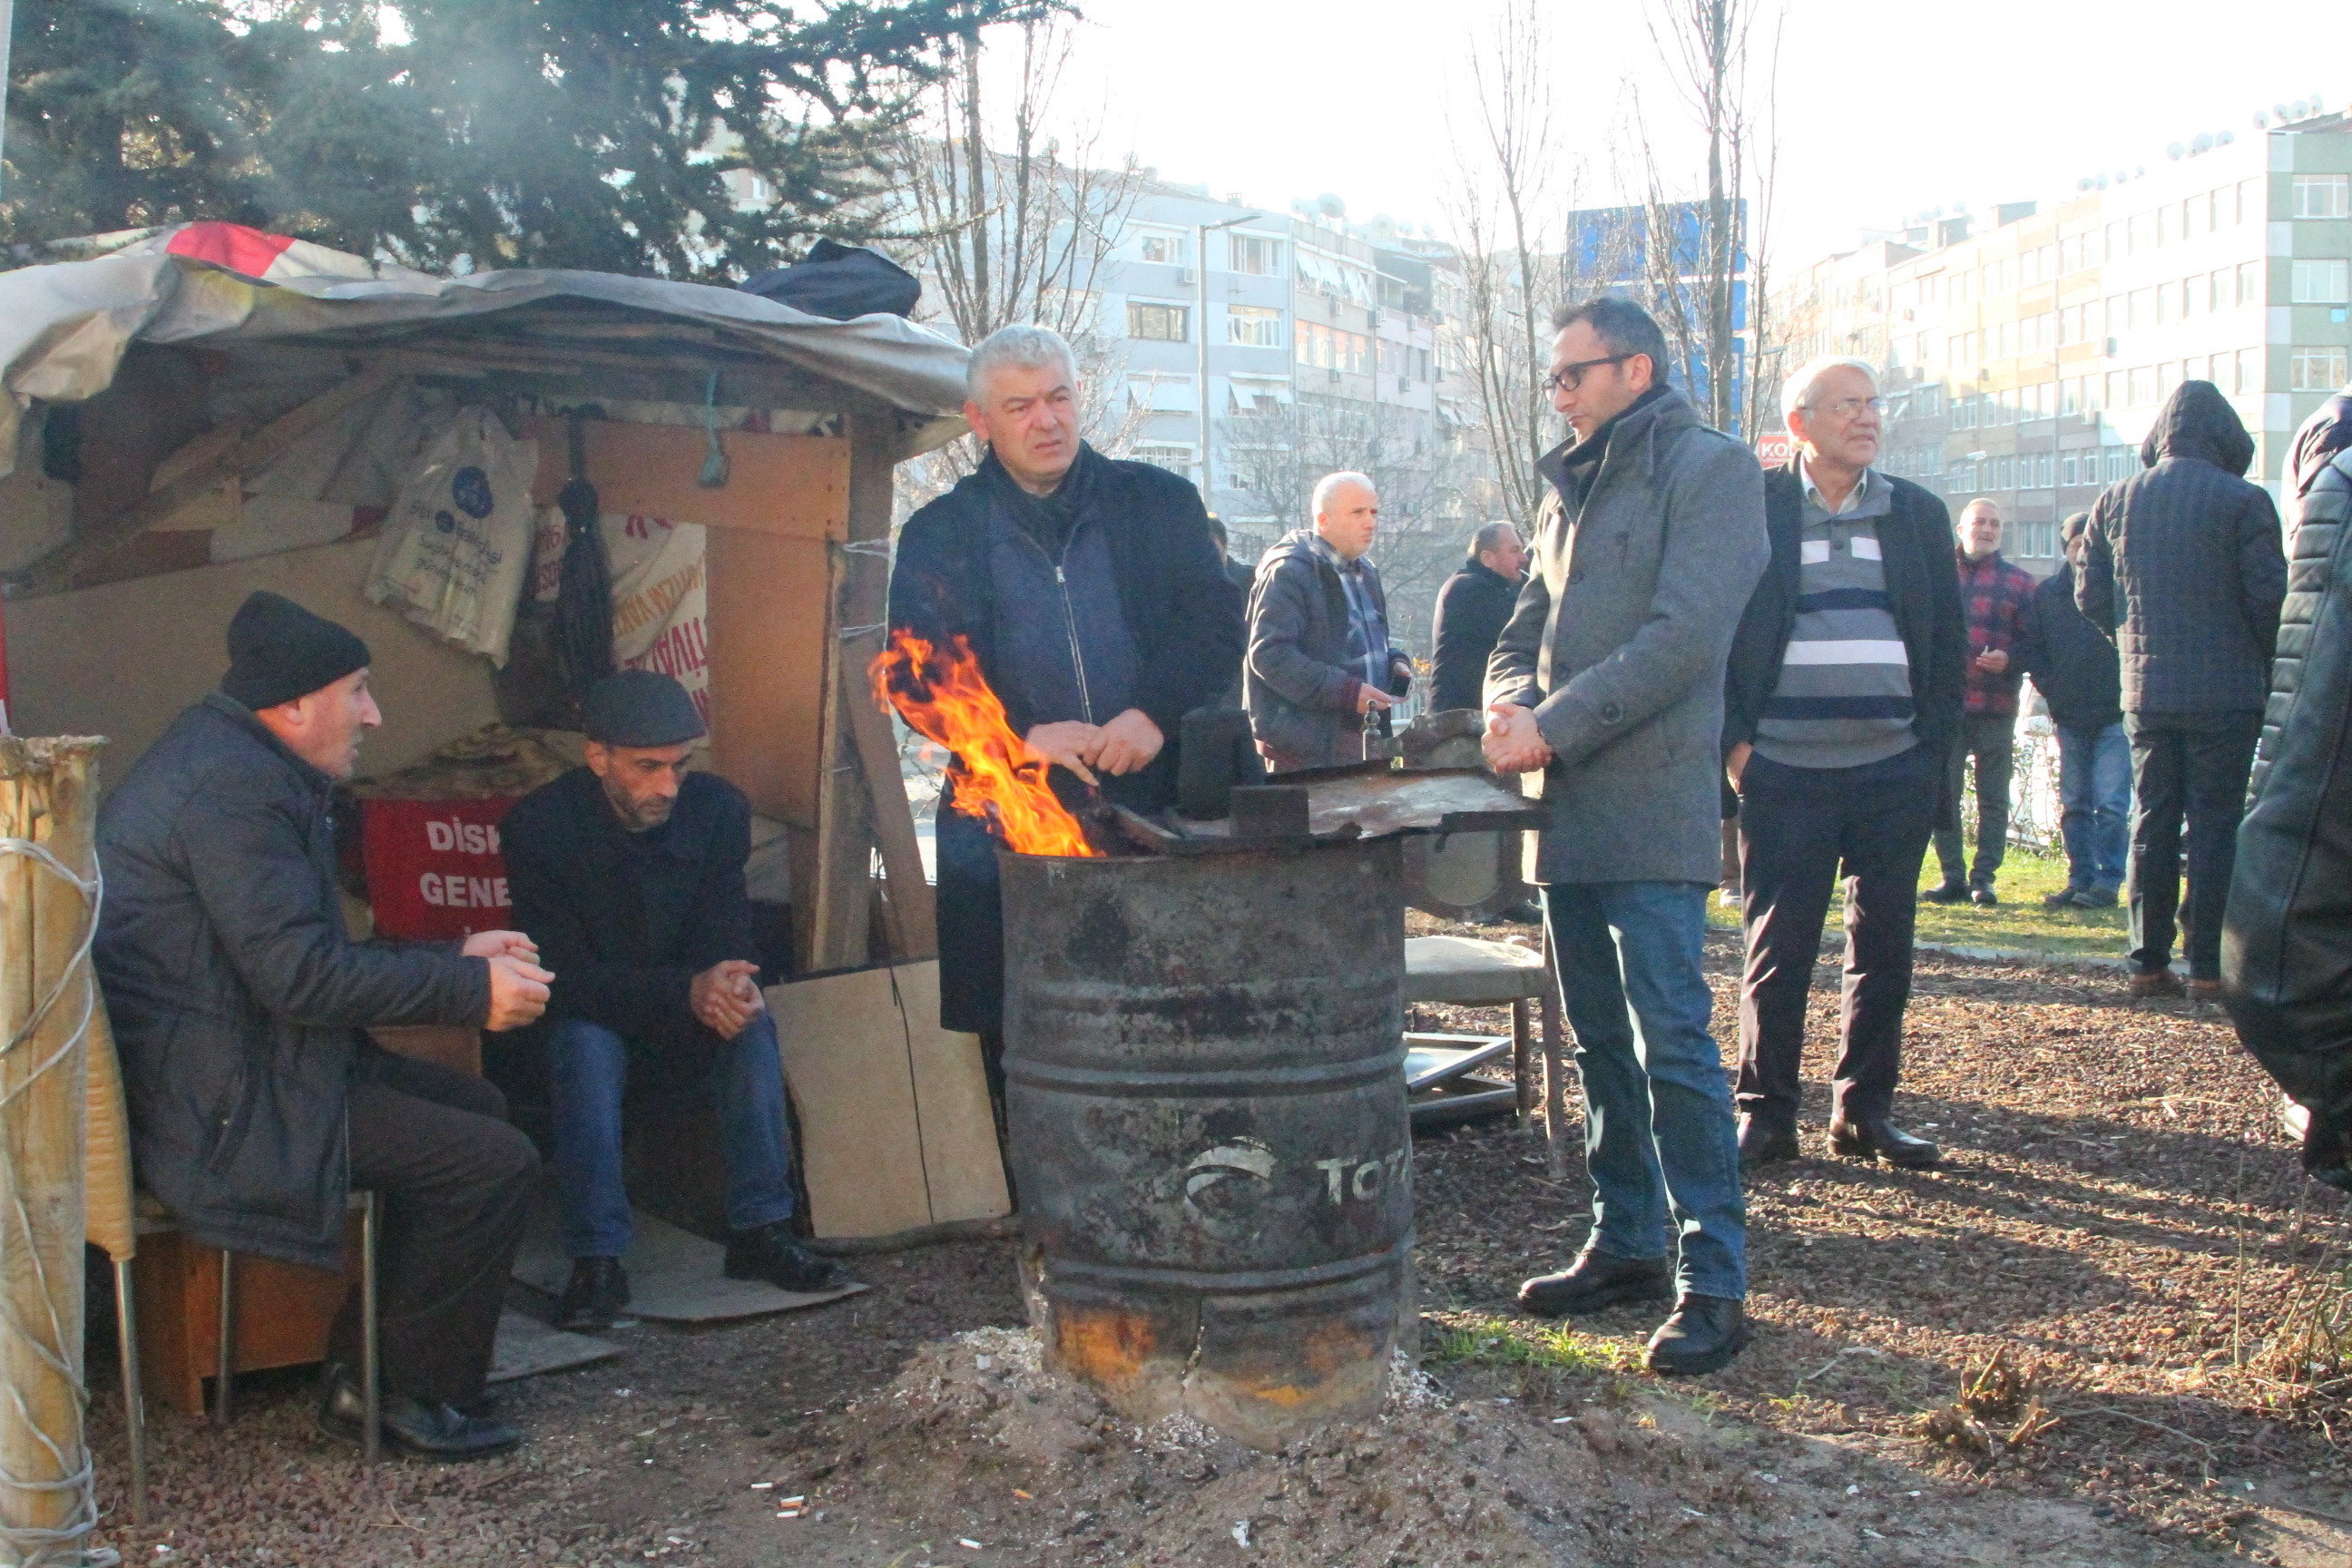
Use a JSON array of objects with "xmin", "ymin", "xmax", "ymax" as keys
[
  {"xmin": 526, "ymin": 418, "xmax": 849, "ymax": 828},
  {"xmin": 3, "ymin": 534, "xmax": 503, "ymax": 787}
]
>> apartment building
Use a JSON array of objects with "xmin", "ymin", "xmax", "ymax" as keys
[
  {"xmin": 1102, "ymin": 186, "xmax": 1447, "ymax": 548},
  {"xmin": 1776, "ymin": 107, "xmax": 2350, "ymax": 575}
]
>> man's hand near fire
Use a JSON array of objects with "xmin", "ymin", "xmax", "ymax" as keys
[
  {"xmin": 1024, "ymin": 710, "xmax": 1163, "ymax": 786},
  {"xmin": 1482, "ymin": 702, "xmax": 1553, "ymax": 775}
]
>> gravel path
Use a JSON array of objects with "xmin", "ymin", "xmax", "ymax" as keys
[{"xmin": 77, "ymin": 926, "xmax": 2352, "ymax": 1566}]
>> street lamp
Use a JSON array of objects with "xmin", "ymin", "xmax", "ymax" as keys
[{"xmin": 1196, "ymin": 213, "xmax": 1256, "ymax": 500}]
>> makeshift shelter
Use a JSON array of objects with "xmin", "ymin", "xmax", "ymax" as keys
[{"xmin": 0, "ymin": 222, "xmax": 999, "ymax": 1548}]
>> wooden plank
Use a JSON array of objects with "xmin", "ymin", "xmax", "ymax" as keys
[
  {"xmin": 524, "ymin": 419, "xmax": 849, "ymax": 541},
  {"xmin": 843, "ymin": 622, "xmax": 936, "ymax": 962},
  {"xmin": 806, "ymin": 407, "xmax": 897, "ymax": 973},
  {"xmin": 7, "ymin": 367, "xmax": 397, "ymax": 598},
  {"xmin": 704, "ymin": 528, "xmax": 831, "ymax": 826}
]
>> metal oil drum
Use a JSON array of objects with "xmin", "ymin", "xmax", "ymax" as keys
[{"xmin": 997, "ymin": 838, "xmax": 1413, "ymax": 1449}]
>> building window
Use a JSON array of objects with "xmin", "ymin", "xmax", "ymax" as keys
[
  {"xmin": 2290, "ymin": 259, "xmax": 2351, "ymax": 304},
  {"xmin": 2128, "ymin": 366, "xmax": 2159, "ymax": 406},
  {"xmin": 2105, "ymin": 295, "xmax": 2126, "ymax": 336},
  {"xmin": 1948, "ymin": 332, "xmax": 1972, "ymax": 366},
  {"xmin": 2239, "ymin": 177, "xmax": 2263, "ymax": 222},
  {"xmin": 2178, "ymin": 278, "xmax": 2198, "ymax": 319},
  {"xmin": 2128, "ymin": 211, "xmax": 2155, "ymax": 254},
  {"xmin": 1127, "ymin": 301, "xmax": 1189, "ymax": 341},
  {"xmin": 2209, "ymin": 270, "xmax": 2228, "ymax": 313},
  {"xmin": 2292, "ymin": 174, "xmax": 2351, "ymax": 220},
  {"xmin": 1230, "ymin": 234, "xmax": 1280, "ymax": 275},
  {"xmin": 2159, "ymin": 361, "xmax": 2180, "ymax": 400},
  {"xmin": 1138, "ymin": 232, "xmax": 1186, "ymax": 265},
  {"xmin": 2236, "ymin": 346, "xmax": 2262, "ymax": 394},
  {"xmin": 1132, "ymin": 445, "xmax": 1195, "ymax": 475},
  {"xmin": 2108, "ymin": 447, "xmax": 2132, "ymax": 483},
  {"xmin": 1227, "ymin": 305, "xmax": 1282, "ymax": 348},
  {"xmin": 2180, "ymin": 199, "xmax": 2199, "ymax": 242},
  {"xmin": 2293, "ymin": 346, "xmax": 2351, "ymax": 391},
  {"xmin": 2103, "ymin": 370, "xmax": 2125, "ymax": 409},
  {"xmin": 2238, "ymin": 260, "xmax": 2263, "ymax": 307}
]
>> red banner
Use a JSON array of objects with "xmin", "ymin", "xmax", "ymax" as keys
[{"xmin": 359, "ymin": 797, "xmax": 522, "ymax": 942}]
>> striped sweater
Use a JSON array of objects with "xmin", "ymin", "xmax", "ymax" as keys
[{"xmin": 1750, "ymin": 467, "xmax": 1920, "ymax": 769}]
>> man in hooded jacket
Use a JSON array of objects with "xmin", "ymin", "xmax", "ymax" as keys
[{"xmin": 2078, "ymin": 380, "xmax": 2287, "ymax": 998}]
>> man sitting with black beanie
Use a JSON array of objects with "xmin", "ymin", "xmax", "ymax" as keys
[
  {"xmin": 96, "ymin": 591, "xmax": 555, "ymax": 1459},
  {"xmin": 501, "ymin": 669, "xmax": 854, "ymax": 1331}
]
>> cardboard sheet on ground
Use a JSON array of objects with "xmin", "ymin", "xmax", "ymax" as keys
[
  {"xmin": 768, "ymin": 960, "xmax": 1013, "ymax": 1240},
  {"xmin": 487, "ymin": 1309, "xmax": 621, "ymax": 1386},
  {"xmin": 513, "ymin": 1203, "xmax": 865, "ymax": 1323}
]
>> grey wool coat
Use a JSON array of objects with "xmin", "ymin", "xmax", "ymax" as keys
[{"xmin": 1487, "ymin": 386, "xmax": 1769, "ymax": 886}]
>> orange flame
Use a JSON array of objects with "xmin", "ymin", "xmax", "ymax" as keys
[{"xmin": 870, "ymin": 631, "xmax": 1101, "ymax": 858}]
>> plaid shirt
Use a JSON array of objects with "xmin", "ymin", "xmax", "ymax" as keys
[{"xmin": 1955, "ymin": 549, "xmax": 2038, "ymax": 717}]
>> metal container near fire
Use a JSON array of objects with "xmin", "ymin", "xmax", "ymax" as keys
[{"xmin": 999, "ymin": 837, "xmax": 1413, "ymax": 1448}]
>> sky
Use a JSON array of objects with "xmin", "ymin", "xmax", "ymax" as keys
[{"xmin": 995, "ymin": 0, "xmax": 2332, "ymax": 271}]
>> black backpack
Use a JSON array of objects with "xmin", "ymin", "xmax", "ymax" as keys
[{"xmin": 739, "ymin": 239, "xmax": 920, "ymax": 320}]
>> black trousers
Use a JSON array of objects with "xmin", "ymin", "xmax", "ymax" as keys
[
  {"xmin": 1933, "ymin": 712, "xmax": 2015, "ymax": 887},
  {"xmin": 2124, "ymin": 710, "xmax": 2262, "ymax": 981},
  {"xmin": 1736, "ymin": 748, "xmax": 1937, "ymax": 1125},
  {"xmin": 325, "ymin": 1050, "xmax": 540, "ymax": 1408}
]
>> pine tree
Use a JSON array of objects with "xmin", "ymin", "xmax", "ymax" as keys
[{"xmin": 4, "ymin": 0, "xmax": 1054, "ymax": 279}]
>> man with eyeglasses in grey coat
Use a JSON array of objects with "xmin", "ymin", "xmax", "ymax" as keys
[{"xmin": 1485, "ymin": 296, "xmax": 1768, "ymax": 1377}]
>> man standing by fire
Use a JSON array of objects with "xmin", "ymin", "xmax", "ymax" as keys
[
  {"xmin": 1485, "ymin": 297, "xmax": 1768, "ymax": 1376},
  {"xmin": 887, "ymin": 325, "xmax": 1246, "ymax": 1079}
]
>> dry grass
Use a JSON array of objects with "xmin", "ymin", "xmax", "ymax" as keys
[{"xmin": 1916, "ymin": 1347, "xmax": 2073, "ymax": 1461}]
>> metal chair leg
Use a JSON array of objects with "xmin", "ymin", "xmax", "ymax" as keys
[
  {"xmin": 114, "ymin": 1259, "xmax": 149, "ymax": 1525},
  {"xmin": 1511, "ymin": 999, "xmax": 1533, "ymax": 1131},
  {"xmin": 359, "ymin": 1191, "xmax": 380, "ymax": 1467},
  {"xmin": 213, "ymin": 1250, "xmax": 235, "ymax": 1426}
]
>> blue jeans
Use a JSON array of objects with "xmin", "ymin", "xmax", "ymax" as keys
[
  {"xmin": 2055, "ymin": 720, "xmax": 2131, "ymax": 895},
  {"xmin": 550, "ymin": 1014, "xmax": 797, "ymax": 1259},
  {"xmin": 1544, "ymin": 882, "xmax": 1747, "ymax": 1300}
]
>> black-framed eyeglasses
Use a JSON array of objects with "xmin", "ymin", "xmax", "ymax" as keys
[{"xmin": 1544, "ymin": 354, "xmax": 1631, "ymax": 394}]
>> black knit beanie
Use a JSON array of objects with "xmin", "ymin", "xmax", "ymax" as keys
[{"xmin": 220, "ymin": 591, "xmax": 372, "ymax": 711}]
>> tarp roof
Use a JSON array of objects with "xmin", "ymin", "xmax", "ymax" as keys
[{"xmin": 0, "ymin": 222, "xmax": 973, "ymax": 474}]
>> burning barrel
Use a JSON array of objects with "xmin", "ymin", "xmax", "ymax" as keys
[{"xmin": 998, "ymin": 838, "xmax": 1414, "ymax": 1448}]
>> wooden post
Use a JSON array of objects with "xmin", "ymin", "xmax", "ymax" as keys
[
  {"xmin": 0, "ymin": 736, "xmax": 104, "ymax": 1560},
  {"xmin": 807, "ymin": 407, "xmax": 901, "ymax": 972}
]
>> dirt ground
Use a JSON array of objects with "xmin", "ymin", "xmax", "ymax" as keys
[{"xmin": 81, "ymin": 924, "xmax": 2352, "ymax": 1567}]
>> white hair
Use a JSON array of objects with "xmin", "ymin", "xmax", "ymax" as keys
[
  {"xmin": 1779, "ymin": 354, "xmax": 1879, "ymax": 423},
  {"xmin": 1311, "ymin": 470, "xmax": 1377, "ymax": 517},
  {"xmin": 966, "ymin": 324, "xmax": 1078, "ymax": 403}
]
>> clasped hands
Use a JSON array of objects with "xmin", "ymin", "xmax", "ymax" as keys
[
  {"xmin": 1481, "ymin": 702, "xmax": 1553, "ymax": 775},
  {"xmin": 689, "ymin": 959, "xmax": 766, "ymax": 1042},
  {"xmin": 1022, "ymin": 708, "xmax": 1164, "ymax": 787}
]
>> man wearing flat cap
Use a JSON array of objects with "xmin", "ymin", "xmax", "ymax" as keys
[
  {"xmin": 502, "ymin": 669, "xmax": 851, "ymax": 1331},
  {"xmin": 97, "ymin": 591, "xmax": 554, "ymax": 1460}
]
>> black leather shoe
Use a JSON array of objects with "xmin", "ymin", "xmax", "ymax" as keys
[
  {"xmin": 724, "ymin": 1221, "xmax": 856, "ymax": 1293},
  {"xmin": 1644, "ymin": 1294, "xmax": 1750, "ymax": 1376},
  {"xmin": 554, "ymin": 1257, "xmax": 630, "ymax": 1331},
  {"xmin": 1920, "ymin": 880, "xmax": 1969, "ymax": 904},
  {"xmin": 1517, "ymin": 1249, "xmax": 1674, "ymax": 1318},
  {"xmin": 317, "ymin": 1367, "xmax": 520, "ymax": 1460},
  {"xmin": 1970, "ymin": 884, "xmax": 2000, "ymax": 906},
  {"xmin": 1828, "ymin": 1117, "xmax": 1942, "ymax": 1168},
  {"xmin": 1737, "ymin": 1112, "xmax": 1800, "ymax": 1171}
]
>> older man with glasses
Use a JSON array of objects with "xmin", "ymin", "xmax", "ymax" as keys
[{"xmin": 1721, "ymin": 358, "xmax": 1966, "ymax": 1171}]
